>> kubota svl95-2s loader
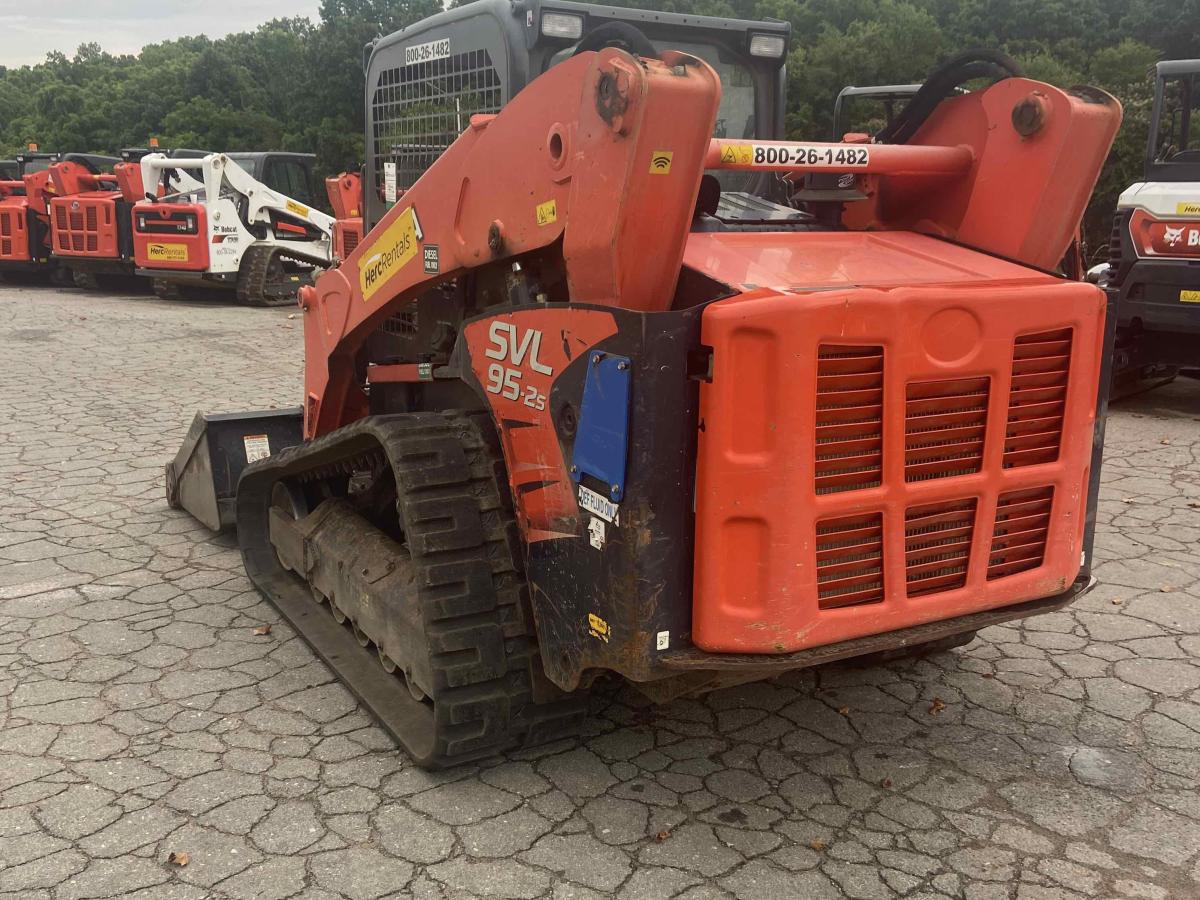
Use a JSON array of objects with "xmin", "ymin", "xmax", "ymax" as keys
[{"xmin": 166, "ymin": 0, "xmax": 1121, "ymax": 768}]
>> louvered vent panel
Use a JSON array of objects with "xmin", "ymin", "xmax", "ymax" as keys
[
  {"xmin": 0, "ymin": 209, "xmax": 16, "ymax": 257},
  {"xmin": 343, "ymin": 229, "xmax": 360, "ymax": 256},
  {"xmin": 988, "ymin": 487, "xmax": 1054, "ymax": 580},
  {"xmin": 816, "ymin": 512, "xmax": 884, "ymax": 609},
  {"xmin": 905, "ymin": 499, "xmax": 977, "ymax": 596},
  {"xmin": 815, "ymin": 345, "xmax": 884, "ymax": 494},
  {"xmin": 1004, "ymin": 329, "xmax": 1072, "ymax": 468},
  {"xmin": 905, "ymin": 377, "xmax": 989, "ymax": 482}
]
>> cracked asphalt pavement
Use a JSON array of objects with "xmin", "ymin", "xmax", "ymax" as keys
[{"xmin": 2, "ymin": 283, "xmax": 1200, "ymax": 900}]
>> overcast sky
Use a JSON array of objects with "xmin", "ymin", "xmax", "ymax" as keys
[{"xmin": 0, "ymin": 0, "xmax": 323, "ymax": 67}]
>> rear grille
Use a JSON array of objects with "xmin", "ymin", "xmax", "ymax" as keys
[
  {"xmin": 55, "ymin": 202, "xmax": 102, "ymax": 253},
  {"xmin": 905, "ymin": 377, "xmax": 989, "ymax": 482},
  {"xmin": 0, "ymin": 207, "xmax": 16, "ymax": 257},
  {"xmin": 1004, "ymin": 329, "xmax": 1072, "ymax": 468},
  {"xmin": 905, "ymin": 499, "xmax": 977, "ymax": 596},
  {"xmin": 988, "ymin": 487, "xmax": 1054, "ymax": 579},
  {"xmin": 342, "ymin": 229, "xmax": 359, "ymax": 256},
  {"xmin": 814, "ymin": 345, "xmax": 884, "ymax": 494},
  {"xmin": 816, "ymin": 512, "xmax": 884, "ymax": 609}
]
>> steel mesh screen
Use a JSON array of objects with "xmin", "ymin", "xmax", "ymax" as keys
[{"xmin": 371, "ymin": 49, "xmax": 502, "ymax": 196}]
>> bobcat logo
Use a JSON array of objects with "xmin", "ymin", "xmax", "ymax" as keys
[{"xmin": 1164, "ymin": 225, "xmax": 1185, "ymax": 246}]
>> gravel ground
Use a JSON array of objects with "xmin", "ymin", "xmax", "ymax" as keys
[{"xmin": 1, "ymin": 282, "xmax": 1199, "ymax": 900}]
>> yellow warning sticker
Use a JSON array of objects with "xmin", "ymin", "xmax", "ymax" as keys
[
  {"xmin": 147, "ymin": 242, "xmax": 189, "ymax": 262},
  {"xmin": 536, "ymin": 199, "xmax": 557, "ymax": 227},
  {"xmin": 649, "ymin": 150, "xmax": 673, "ymax": 174},
  {"xmin": 358, "ymin": 206, "xmax": 420, "ymax": 302},
  {"xmin": 286, "ymin": 199, "xmax": 310, "ymax": 219},
  {"xmin": 1181, "ymin": 290, "xmax": 1200, "ymax": 303},
  {"xmin": 587, "ymin": 612, "xmax": 610, "ymax": 643},
  {"xmin": 719, "ymin": 144, "xmax": 754, "ymax": 166},
  {"xmin": 1176, "ymin": 202, "xmax": 1200, "ymax": 216}
]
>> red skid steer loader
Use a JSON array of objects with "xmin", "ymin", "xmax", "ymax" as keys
[
  {"xmin": 0, "ymin": 152, "xmax": 117, "ymax": 282},
  {"xmin": 165, "ymin": 0, "xmax": 1121, "ymax": 767},
  {"xmin": 48, "ymin": 147, "xmax": 208, "ymax": 291}
]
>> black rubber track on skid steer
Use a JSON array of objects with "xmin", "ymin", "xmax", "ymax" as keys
[
  {"xmin": 236, "ymin": 245, "xmax": 310, "ymax": 307},
  {"xmin": 236, "ymin": 411, "xmax": 588, "ymax": 767},
  {"xmin": 152, "ymin": 278, "xmax": 185, "ymax": 301}
]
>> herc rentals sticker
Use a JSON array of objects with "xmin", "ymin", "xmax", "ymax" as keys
[
  {"xmin": 358, "ymin": 206, "xmax": 422, "ymax": 302},
  {"xmin": 147, "ymin": 243, "xmax": 188, "ymax": 262},
  {"xmin": 1177, "ymin": 202, "xmax": 1200, "ymax": 216}
]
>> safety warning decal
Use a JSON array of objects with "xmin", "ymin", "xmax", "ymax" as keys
[
  {"xmin": 649, "ymin": 150, "xmax": 673, "ymax": 174},
  {"xmin": 285, "ymin": 200, "xmax": 309, "ymax": 219},
  {"xmin": 536, "ymin": 199, "xmax": 557, "ymax": 226},
  {"xmin": 423, "ymin": 244, "xmax": 439, "ymax": 274},
  {"xmin": 383, "ymin": 162, "xmax": 397, "ymax": 204},
  {"xmin": 147, "ymin": 242, "xmax": 189, "ymax": 262},
  {"xmin": 588, "ymin": 612, "xmax": 610, "ymax": 642},
  {"xmin": 1182, "ymin": 290, "xmax": 1200, "ymax": 304},
  {"xmin": 243, "ymin": 434, "xmax": 271, "ymax": 463},
  {"xmin": 359, "ymin": 206, "xmax": 422, "ymax": 302},
  {"xmin": 719, "ymin": 144, "xmax": 754, "ymax": 166}
]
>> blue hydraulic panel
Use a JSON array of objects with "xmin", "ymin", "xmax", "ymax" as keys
[{"xmin": 571, "ymin": 352, "xmax": 632, "ymax": 502}]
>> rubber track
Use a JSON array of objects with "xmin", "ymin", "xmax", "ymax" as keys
[
  {"xmin": 152, "ymin": 278, "xmax": 183, "ymax": 301},
  {"xmin": 236, "ymin": 245, "xmax": 312, "ymax": 307},
  {"xmin": 236, "ymin": 411, "xmax": 587, "ymax": 767}
]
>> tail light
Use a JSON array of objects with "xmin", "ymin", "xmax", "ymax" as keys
[{"xmin": 136, "ymin": 210, "xmax": 198, "ymax": 235}]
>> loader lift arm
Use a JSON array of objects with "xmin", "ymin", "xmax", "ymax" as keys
[{"xmin": 139, "ymin": 153, "xmax": 336, "ymax": 239}]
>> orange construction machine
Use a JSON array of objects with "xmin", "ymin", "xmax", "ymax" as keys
[
  {"xmin": 47, "ymin": 148, "xmax": 208, "ymax": 290},
  {"xmin": 166, "ymin": 1, "xmax": 1121, "ymax": 768},
  {"xmin": 1, "ymin": 152, "xmax": 120, "ymax": 282}
]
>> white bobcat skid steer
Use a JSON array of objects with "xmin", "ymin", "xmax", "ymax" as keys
[{"xmin": 132, "ymin": 153, "xmax": 335, "ymax": 306}]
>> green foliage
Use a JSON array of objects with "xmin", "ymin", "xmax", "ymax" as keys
[
  {"xmin": 0, "ymin": 0, "xmax": 1178, "ymax": 248},
  {"xmin": 0, "ymin": 2, "xmax": 436, "ymax": 178}
]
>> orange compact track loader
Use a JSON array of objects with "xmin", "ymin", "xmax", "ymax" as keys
[
  {"xmin": 0, "ymin": 152, "xmax": 118, "ymax": 281},
  {"xmin": 166, "ymin": 0, "xmax": 1121, "ymax": 767},
  {"xmin": 48, "ymin": 147, "xmax": 209, "ymax": 290}
]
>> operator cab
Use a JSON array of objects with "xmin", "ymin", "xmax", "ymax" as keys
[
  {"xmin": 1145, "ymin": 60, "xmax": 1200, "ymax": 183},
  {"xmin": 0, "ymin": 161, "xmax": 17, "ymax": 181},
  {"xmin": 226, "ymin": 152, "xmax": 321, "ymax": 211},
  {"xmin": 832, "ymin": 84, "xmax": 922, "ymax": 139},
  {"xmin": 362, "ymin": 0, "xmax": 790, "ymax": 230}
]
